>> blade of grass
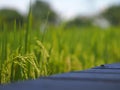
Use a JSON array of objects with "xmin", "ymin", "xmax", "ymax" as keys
[
  {"xmin": 41, "ymin": 12, "xmax": 50, "ymax": 42},
  {"xmin": 24, "ymin": 1, "xmax": 32, "ymax": 54}
]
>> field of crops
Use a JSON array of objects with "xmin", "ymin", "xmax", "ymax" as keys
[{"xmin": 0, "ymin": 23, "xmax": 120, "ymax": 84}]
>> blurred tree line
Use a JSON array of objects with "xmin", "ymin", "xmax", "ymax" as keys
[
  {"xmin": 101, "ymin": 5, "xmax": 120, "ymax": 26},
  {"xmin": 0, "ymin": 0, "xmax": 120, "ymax": 30},
  {"xmin": 0, "ymin": 9, "xmax": 25, "ymax": 30},
  {"xmin": 0, "ymin": 0, "xmax": 58, "ymax": 30},
  {"xmin": 65, "ymin": 5, "xmax": 120, "ymax": 28}
]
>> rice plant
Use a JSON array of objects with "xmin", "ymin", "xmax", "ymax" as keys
[{"xmin": 0, "ymin": 19, "xmax": 120, "ymax": 84}]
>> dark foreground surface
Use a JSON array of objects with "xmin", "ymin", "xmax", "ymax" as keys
[{"xmin": 0, "ymin": 63, "xmax": 120, "ymax": 90}]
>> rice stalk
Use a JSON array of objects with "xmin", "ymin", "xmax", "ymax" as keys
[{"xmin": 24, "ymin": 1, "xmax": 32, "ymax": 54}]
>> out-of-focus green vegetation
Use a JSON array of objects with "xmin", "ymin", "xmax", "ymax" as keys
[
  {"xmin": 0, "ymin": 0, "xmax": 58, "ymax": 30},
  {"xmin": 64, "ymin": 17, "xmax": 93, "ymax": 28},
  {"xmin": 0, "ymin": 9, "xmax": 25, "ymax": 30},
  {"xmin": 0, "ymin": 0, "xmax": 120, "ymax": 29},
  {"xmin": 101, "ymin": 5, "xmax": 120, "ymax": 26}
]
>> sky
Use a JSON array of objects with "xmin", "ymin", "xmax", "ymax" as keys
[{"xmin": 0, "ymin": 0, "xmax": 120, "ymax": 19}]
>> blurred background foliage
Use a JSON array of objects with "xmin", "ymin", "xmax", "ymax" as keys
[
  {"xmin": 0, "ymin": 9, "xmax": 25, "ymax": 29},
  {"xmin": 0, "ymin": 0, "xmax": 120, "ymax": 29},
  {"xmin": 101, "ymin": 5, "xmax": 120, "ymax": 26}
]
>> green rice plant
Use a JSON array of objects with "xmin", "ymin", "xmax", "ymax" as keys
[
  {"xmin": 0, "ymin": 23, "xmax": 8, "ymax": 83},
  {"xmin": 0, "ymin": 21, "xmax": 120, "ymax": 84},
  {"xmin": 24, "ymin": 1, "xmax": 32, "ymax": 54},
  {"xmin": 41, "ymin": 12, "xmax": 50, "ymax": 43},
  {"xmin": 1, "ymin": 53, "xmax": 40, "ymax": 83}
]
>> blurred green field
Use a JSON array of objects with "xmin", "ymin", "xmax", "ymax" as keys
[{"xmin": 0, "ymin": 25, "xmax": 120, "ymax": 84}]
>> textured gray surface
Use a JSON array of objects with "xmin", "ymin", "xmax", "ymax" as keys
[
  {"xmin": 1, "ymin": 79, "xmax": 120, "ymax": 90},
  {"xmin": 0, "ymin": 63, "xmax": 120, "ymax": 90}
]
